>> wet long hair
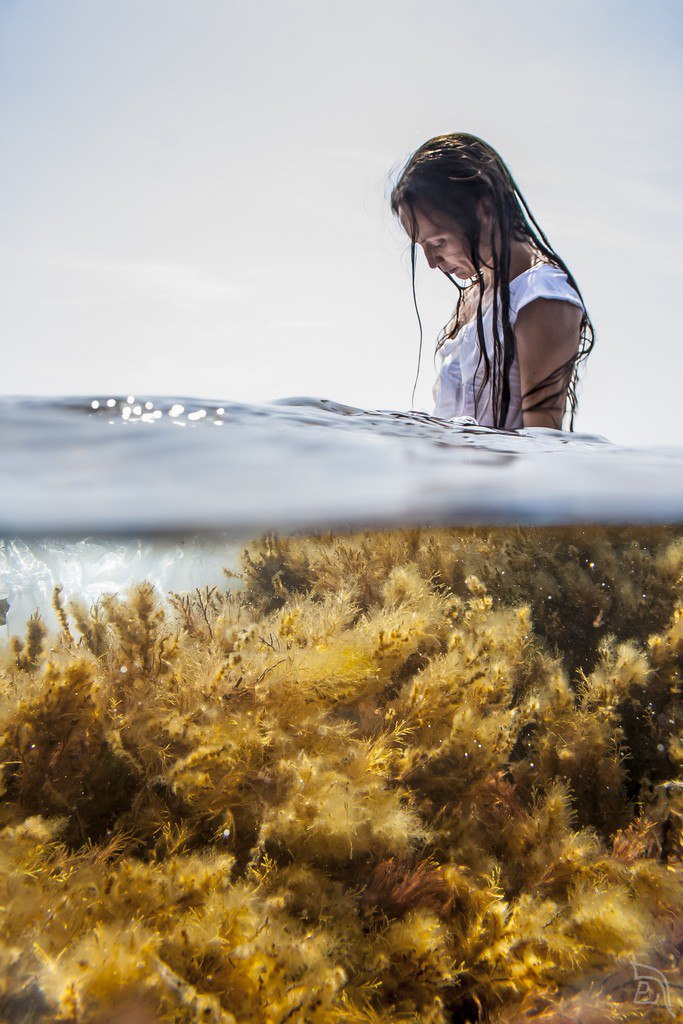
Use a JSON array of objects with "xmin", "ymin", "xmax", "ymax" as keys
[{"xmin": 390, "ymin": 133, "xmax": 594, "ymax": 430}]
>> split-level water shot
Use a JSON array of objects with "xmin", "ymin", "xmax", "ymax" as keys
[{"xmin": 1, "ymin": 4, "xmax": 681, "ymax": 1023}]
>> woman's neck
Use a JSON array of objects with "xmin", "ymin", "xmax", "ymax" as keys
[
  {"xmin": 509, "ymin": 239, "xmax": 537, "ymax": 278},
  {"xmin": 477, "ymin": 239, "xmax": 537, "ymax": 290}
]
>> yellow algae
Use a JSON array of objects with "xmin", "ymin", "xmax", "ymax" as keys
[{"xmin": 0, "ymin": 525, "xmax": 681, "ymax": 1023}]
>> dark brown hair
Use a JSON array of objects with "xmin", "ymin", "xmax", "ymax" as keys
[{"xmin": 390, "ymin": 133, "xmax": 594, "ymax": 430}]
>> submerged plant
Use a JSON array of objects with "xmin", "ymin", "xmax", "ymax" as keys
[{"xmin": 0, "ymin": 525, "xmax": 681, "ymax": 1023}]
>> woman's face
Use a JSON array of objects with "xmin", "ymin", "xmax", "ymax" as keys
[{"xmin": 399, "ymin": 202, "xmax": 492, "ymax": 280}]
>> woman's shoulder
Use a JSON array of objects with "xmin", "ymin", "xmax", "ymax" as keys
[
  {"xmin": 510, "ymin": 260, "xmax": 584, "ymax": 315},
  {"xmin": 511, "ymin": 258, "xmax": 572, "ymax": 286}
]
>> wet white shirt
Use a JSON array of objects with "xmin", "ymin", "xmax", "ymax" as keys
[{"xmin": 432, "ymin": 262, "xmax": 585, "ymax": 429}]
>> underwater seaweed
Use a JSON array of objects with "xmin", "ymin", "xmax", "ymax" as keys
[
  {"xmin": 9, "ymin": 610, "xmax": 47, "ymax": 674},
  {"xmin": 0, "ymin": 525, "xmax": 681, "ymax": 1023}
]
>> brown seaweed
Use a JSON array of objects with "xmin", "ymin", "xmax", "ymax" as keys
[{"xmin": 0, "ymin": 525, "xmax": 681, "ymax": 1023}]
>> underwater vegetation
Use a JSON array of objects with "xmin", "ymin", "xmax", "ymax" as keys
[{"xmin": 0, "ymin": 525, "xmax": 681, "ymax": 1024}]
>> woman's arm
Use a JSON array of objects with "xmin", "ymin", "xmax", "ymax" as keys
[{"xmin": 514, "ymin": 298, "xmax": 584, "ymax": 429}]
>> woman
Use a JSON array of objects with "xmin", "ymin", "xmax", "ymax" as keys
[{"xmin": 390, "ymin": 133, "xmax": 594, "ymax": 431}]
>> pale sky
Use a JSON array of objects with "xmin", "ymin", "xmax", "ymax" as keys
[{"xmin": 1, "ymin": 0, "xmax": 681, "ymax": 446}]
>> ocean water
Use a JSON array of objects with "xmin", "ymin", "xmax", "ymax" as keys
[
  {"xmin": 2, "ymin": 396, "xmax": 683, "ymax": 536},
  {"xmin": 0, "ymin": 396, "xmax": 682, "ymax": 1024}
]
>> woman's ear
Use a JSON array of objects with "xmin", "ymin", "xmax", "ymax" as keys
[{"xmin": 476, "ymin": 195, "xmax": 495, "ymax": 232}]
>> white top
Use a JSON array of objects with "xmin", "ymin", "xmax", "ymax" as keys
[{"xmin": 432, "ymin": 262, "xmax": 585, "ymax": 429}]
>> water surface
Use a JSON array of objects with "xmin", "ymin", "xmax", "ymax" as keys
[{"xmin": 1, "ymin": 395, "xmax": 682, "ymax": 535}]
